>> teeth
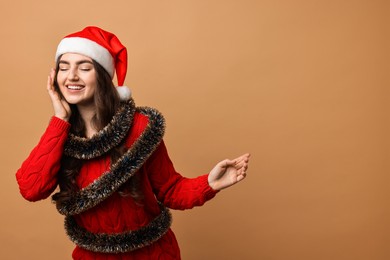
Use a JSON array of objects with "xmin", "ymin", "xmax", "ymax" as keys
[{"xmin": 67, "ymin": 85, "xmax": 83, "ymax": 90}]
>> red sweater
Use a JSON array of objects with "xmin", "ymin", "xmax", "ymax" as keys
[{"xmin": 16, "ymin": 113, "xmax": 218, "ymax": 259}]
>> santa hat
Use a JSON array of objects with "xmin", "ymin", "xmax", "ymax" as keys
[{"xmin": 55, "ymin": 26, "xmax": 131, "ymax": 100}]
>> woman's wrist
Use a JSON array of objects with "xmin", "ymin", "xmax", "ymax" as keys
[{"xmin": 54, "ymin": 115, "xmax": 69, "ymax": 122}]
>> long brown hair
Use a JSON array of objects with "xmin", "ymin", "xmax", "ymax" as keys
[{"xmin": 52, "ymin": 56, "xmax": 143, "ymax": 206}]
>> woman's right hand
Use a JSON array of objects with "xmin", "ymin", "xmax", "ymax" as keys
[{"xmin": 47, "ymin": 68, "xmax": 71, "ymax": 121}]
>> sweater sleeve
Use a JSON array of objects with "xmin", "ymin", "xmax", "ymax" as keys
[
  {"xmin": 146, "ymin": 140, "xmax": 219, "ymax": 210},
  {"xmin": 16, "ymin": 116, "xmax": 71, "ymax": 202}
]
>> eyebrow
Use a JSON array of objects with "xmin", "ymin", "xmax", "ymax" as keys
[{"xmin": 59, "ymin": 60, "xmax": 93, "ymax": 65}]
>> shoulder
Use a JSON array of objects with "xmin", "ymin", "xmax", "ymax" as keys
[
  {"xmin": 124, "ymin": 107, "xmax": 166, "ymax": 147},
  {"xmin": 133, "ymin": 107, "xmax": 165, "ymax": 133}
]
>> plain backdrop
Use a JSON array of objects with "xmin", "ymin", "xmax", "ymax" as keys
[{"xmin": 1, "ymin": 0, "xmax": 389, "ymax": 259}]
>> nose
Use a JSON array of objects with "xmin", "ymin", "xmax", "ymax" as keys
[{"xmin": 68, "ymin": 68, "xmax": 79, "ymax": 81}]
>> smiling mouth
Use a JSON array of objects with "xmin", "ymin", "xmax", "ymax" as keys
[{"xmin": 67, "ymin": 85, "xmax": 84, "ymax": 90}]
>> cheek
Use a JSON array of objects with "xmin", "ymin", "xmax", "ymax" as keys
[
  {"xmin": 56, "ymin": 73, "xmax": 66, "ymax": 85},
  {"xmin": 89, "ymin": 84, "xmax": 97, "ymax": 96},
  {"xmin": 86, "ymin": 74, "xmax": 98, "ymax": 91}
]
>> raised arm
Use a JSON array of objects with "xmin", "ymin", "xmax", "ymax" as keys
[
  {"xmin": 16, "ymin": 117, "xmax": 70, "ymax": 201},
  {"xmin": 16, "ymin": 69, "xmax": 72, "ymax": 201}
]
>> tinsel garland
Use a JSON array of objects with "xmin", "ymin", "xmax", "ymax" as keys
[
  {"xmin": 56, "ymin": 106, "xmax": 166, "ymax": 216},
  {"xmin": 55, "ymin": 103, "xmax": 172, "ymax": 253},
  {"xmin": 64, "ymin": 98, "xmax": 136, "ymax": 160},
  {"xmin": 65, "ymin": 203, "xmax": 172, "ymax": 253}
]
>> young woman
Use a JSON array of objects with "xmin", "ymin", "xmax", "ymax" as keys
[{"xmin": 16, "ymin": 26, "xmax": 250, "ymax": 260}]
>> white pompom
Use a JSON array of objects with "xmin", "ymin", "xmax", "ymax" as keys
[{"xmin": 116, "ymin": 86, "xmax": 131, "ymax": 100}]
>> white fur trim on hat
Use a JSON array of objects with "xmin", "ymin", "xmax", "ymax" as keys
[
  {"xmin": 116, "ymin": 86, "xmax": 131, "ymax": 100},
  {"xmin": 55, "ymin": 37, "xmax": 115, "ymax": 77}
]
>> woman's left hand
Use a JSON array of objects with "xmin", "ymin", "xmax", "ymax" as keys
[{"xmin": 208, "ymin": 153, "xmax": 250, "ymax": 191}]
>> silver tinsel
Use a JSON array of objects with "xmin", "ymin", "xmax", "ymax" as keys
[
  {"xmin": 65, "ymin": 203, "xmax": 172, "ymax": 253},
  {"xmin": 54, "ymin": 102, "xmax": 171, "ymax": 253},
  {"xmin": 56, "ymin": 106, "xmax": 165, "ymax": 216},
  {"xmin": 64, "ymin": 99, "xmax": 136, "ymax": 160}
]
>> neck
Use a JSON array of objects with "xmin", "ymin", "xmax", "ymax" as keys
[{"xmin": 77, "ymin": 104, "xmax": 97, "ymax": 138}]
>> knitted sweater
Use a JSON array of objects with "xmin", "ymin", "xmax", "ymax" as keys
[{"xmin": 16, "ymin": 113, "xmax": 218, "ymax": 260}]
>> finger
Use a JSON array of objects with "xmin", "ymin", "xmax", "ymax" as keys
[
  {"xmin": 50, "ymin": 68, "xmax": 55, "ymax": 82},
  {"xmin": 234, "ymin": 153, "xmax": 250, "ymax": 164},
  {"xmin": 236, "ymin": 173, "xmax": 246, "ymax": 182},
  {"xmin": 48, "ymin": 69, "xmax": 54, "ymax": 87},
  {"xmin": 47, "ymin": 82, "xmax": 58, "ymax": 100},
  {"xmin": 241, "ymin": 153, "xmax": 251, "ymax": 162},
  {"xmin": 220, "ymin": 159, "xmax": 236, "ymax": 168},
  {"xmin": 235, "ymin": 156, "xmax": 250, "ymax": 167},
  {"xmin": 234, "ymin": 160, "xmax": 246, "ymax": 170},
  {"xmin": 238, "ymin": 166, "xmax": 247, "ymax": 174},
  {"xmin": 46, "ymin": 75, "xmax": 52, "ymax": 91}
]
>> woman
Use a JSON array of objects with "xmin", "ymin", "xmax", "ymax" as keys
[{"xmin": 16, "ymin": 26, "xmax": 250, "ymax": 259}]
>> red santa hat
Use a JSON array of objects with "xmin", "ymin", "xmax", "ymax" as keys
[{"xmin": 55, "ymin": 26, "xmax": 131, "ymax": 100}]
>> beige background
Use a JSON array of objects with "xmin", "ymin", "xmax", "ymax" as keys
[{"xmin": 1, "ymin": 0, "xmax": 388, "ymax": 259}]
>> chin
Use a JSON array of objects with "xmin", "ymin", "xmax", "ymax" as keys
[
  {"xmin": 62, "ymin": 97, "xmax": 79, "ymax": 105},
  {"xmin": 68, "ymin": 98, "xmax": 95, "ymax": 107}
]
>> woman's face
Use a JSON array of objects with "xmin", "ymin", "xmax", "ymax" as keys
[{"xmin": 56, "ymin": 53, "xmax": 97, "ymax": 107}]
